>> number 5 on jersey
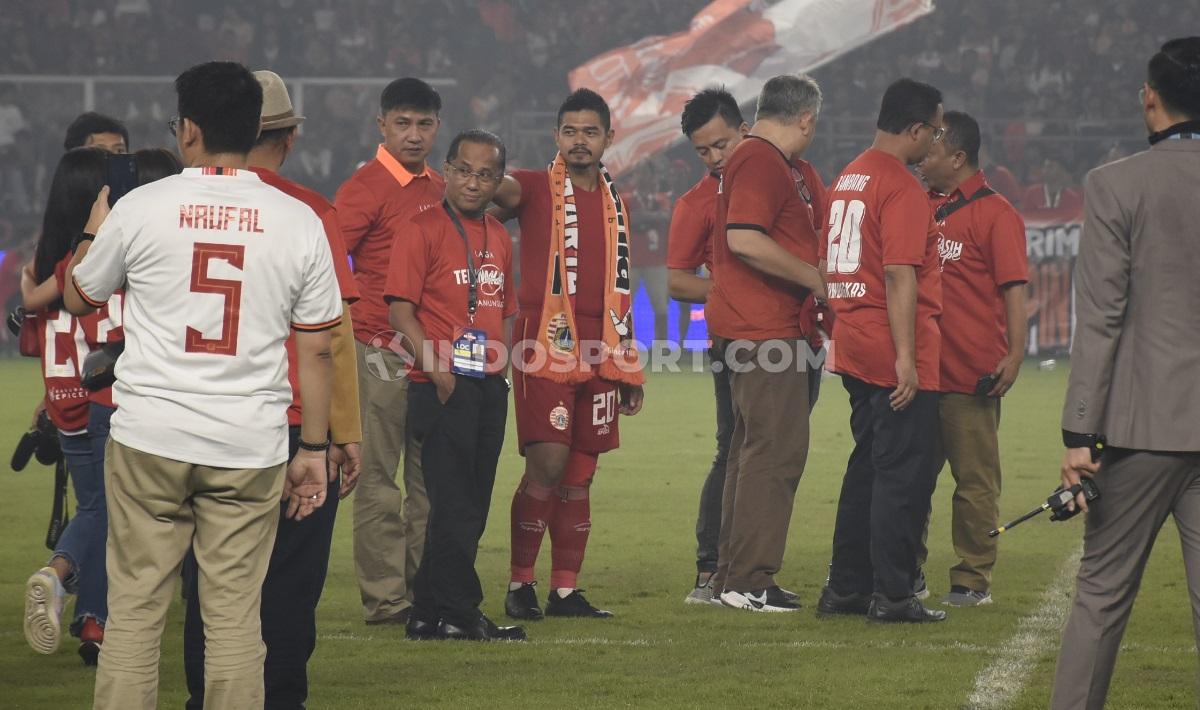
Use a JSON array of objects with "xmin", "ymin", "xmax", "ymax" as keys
[
  {"xmin": 826, "ymin": 199, "xmax": 865, "ymax": 275},
  {"xmin": 186, "ymin": 242, "xmax": 244, "ymax": 356}
]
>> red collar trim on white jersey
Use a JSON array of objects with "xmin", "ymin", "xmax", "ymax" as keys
[{"xmin": 182, "ymin": 167, "xmax": 260, "ymax": 179}]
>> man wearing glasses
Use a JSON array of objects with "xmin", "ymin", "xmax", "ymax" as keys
[
  {"xmin": 817, "ymin": 78, "xmax": 948, "ymax": 623},
  {"xmin": 385, "ymin": 129, "xmax": 524, "ymax": 641}
]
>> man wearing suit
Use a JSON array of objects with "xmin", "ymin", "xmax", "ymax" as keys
[{"xmin": 1052, "ymin": 37, "xmax": 1200, "ymax": 710}]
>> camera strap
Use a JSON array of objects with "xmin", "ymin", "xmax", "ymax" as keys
[{"xmin": 935, "ymin": 185, "xmax": 996, "ymax": 223}]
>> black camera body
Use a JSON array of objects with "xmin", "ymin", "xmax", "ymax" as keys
[{"xmin": 12, "ymin": 410, "xmax": 60, "ymax": 471}]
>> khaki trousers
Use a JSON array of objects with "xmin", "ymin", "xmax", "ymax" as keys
[
  {"xmin": 93, "ymin": 440, "xmax": 284, "ymax": 710},
  {"xmin": 352, "ymin": 340, "xmax": 427, "ymax": 621},
  {"xmin": 937, "ymin": 392, "xmax": 1002, "ymax": 591},
  {"xmin": 1051, "ymin": 450, "xmax": 1200, "ymax": 710},
  {"xmin": 712, "ymin": 338, "xmax": 811, "ymax": 593}
]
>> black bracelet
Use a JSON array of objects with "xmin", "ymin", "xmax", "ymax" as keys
[
  {"xmin": 298, "ymin": 437, "xmax": 331, "ymax": 452},
  {"xmin": 72, "ymin": 232, "xmax": 95, "ymax": 251}
]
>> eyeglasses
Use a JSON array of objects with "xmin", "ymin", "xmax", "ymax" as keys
[
  {"xmin": 167, "ymin": 116, "xmax": 180, "ymax": 137},
  {"xmin": 921, "ymin": 122, "xmax": 946, "ymax": 143},
  {"xmin": 444, "ymin": 162, "xmax": 502, "ymax": 186}
]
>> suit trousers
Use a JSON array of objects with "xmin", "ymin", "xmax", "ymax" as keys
[
  {"xmin": 408, "ymin": 374, "xmax": 508, "ymax": 627},
  {"xmin": 1051, "ymin": 449, "xmax": 1200, "ymax": 710}
]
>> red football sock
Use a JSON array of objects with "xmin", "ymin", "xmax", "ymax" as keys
[
  {"xmin": 550, "ymin": 452, "xmax": 598, "ymax": 590},
  {"xmin": 510, "ymin": 476, "xmax": 556, "ymax": 584}
]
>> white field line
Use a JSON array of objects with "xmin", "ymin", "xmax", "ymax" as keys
[{"xmin": 964, "ymin": 546, "xmax": 1082, "ymax": 710}]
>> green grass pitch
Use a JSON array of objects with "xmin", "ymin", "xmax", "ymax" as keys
[{"xmin": 0, "ymin": 357, "xmax": 1195, "ymax": 708}]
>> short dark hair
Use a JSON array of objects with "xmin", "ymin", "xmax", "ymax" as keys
[
  {"xmin": 175, "ymin": 61, "xmax": 263, "ymax": 155},
  {"xmin": 380, "ymin": 77, "xmax": 442, "ymax": 115},
  {"xmin": 446, "ymin": 129, "xmax": 506, "ymax": 173},
  {"xmin": 876, "ymin": 78, "xmax": 943, "ymax": 134},
  {"xmin": 681, "ymin": 87, "xmax": 745, "ymax": 137},
  {"xmin": 557, "ymin": 88, "xmax": 611, "ymax": 132},
  {"xmin": 63, "ymin": 112, "xmax": 129, "ymax": 151},
  {"xmin": 1148, "ymin": 37, "xmax": 1200, "ymax": 119},
  {"xmin": 255, "ymin": 126, "xmax": 297, "ymax": 149},
  {"xmin": 941, "ymin": 111, "xmax": 981, "ymax": 167}
]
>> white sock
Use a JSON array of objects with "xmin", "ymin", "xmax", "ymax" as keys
[
  {"xmin": 555, "ymin": 587, "xmax": 575, "ymax": 599},
  {"xmin": 508, "ymin": 582, "xmax": 527, "ymax": 592}
]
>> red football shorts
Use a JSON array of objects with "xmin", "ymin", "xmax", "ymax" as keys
[{"xmin": 513, "ymin": 366, "xmax": 620, "ymax": 456}]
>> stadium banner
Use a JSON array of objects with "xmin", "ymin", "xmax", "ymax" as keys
[
  {"xmin": 568, "ymin": 0, "xmax": 935, "ymax": 175},
  {"xmin": 1024, "ymin": 213, "xmax": 1081, "ymax": 356}
]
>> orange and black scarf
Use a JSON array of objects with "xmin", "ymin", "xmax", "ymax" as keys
[{"xmin": 531, "ymin": 154, "xmax": 643, "ymax": 385}]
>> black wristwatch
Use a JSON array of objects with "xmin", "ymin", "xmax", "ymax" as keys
[
  {"xmin": 298, "ymin": 438, "xmax": 331, "ymax": 453},
  {"xmin": 72, "ymin": 232, "xmax": 95, "ymax": 251}
]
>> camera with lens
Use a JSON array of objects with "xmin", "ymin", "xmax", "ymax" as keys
[{"xmin": 12, "ymin": 410, "xmax": 61, "ymax": 471}]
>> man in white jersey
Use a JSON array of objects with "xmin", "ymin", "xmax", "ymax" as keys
[{"xmin": 63, "ymin": 61, "xmax": 342, "ymax": 710}]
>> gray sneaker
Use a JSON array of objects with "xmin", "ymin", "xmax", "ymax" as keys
[
  {"xmin": 684, "ymin": 574, "xmax": 716, "ymax": 605},
  {"xmin": 941, "ymin": 585, "xmax": 993, "ymax": 607}
]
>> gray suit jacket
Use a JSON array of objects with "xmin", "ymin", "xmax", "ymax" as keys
[{"xmin": 1062, "ymin": 137, "xmax": 1200, "ymax": 451}]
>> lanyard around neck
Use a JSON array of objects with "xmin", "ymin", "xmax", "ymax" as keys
[{"xmin": 442, "ymin": 199, "xmax": 488, "ymax": 323}]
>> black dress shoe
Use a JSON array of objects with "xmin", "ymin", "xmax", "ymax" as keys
[
  {"xmin": 815, "ymin": 586, "xmax": 872, "ymax": 617},
  {"xmin": 867, "ymin": 594, "xmax": 947, "ymax": 623},
  {"xmin": 437, "ymin": 615, "xmax": 527, "ymax": 641},
  {"xmin": 505, "ymin": 582, "xmax": 544, "ymax": 620},
  {"xmin": 545, "ymin": 589, "xmax": 613, "ymax": 618},
  {"xmin": 405, "ymin": 616, "xmax": 438, "ymax": 641}
]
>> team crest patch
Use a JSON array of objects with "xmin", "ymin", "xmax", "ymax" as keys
[
  {"xmin": 547, "ymin": 313, "xmax": 574, "ymax": 353},
  {"xmin": 550, "ymin": 405, "xmax": 570, "ymax": 431}
]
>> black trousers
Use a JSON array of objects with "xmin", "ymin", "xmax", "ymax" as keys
[
  {"xmin": 408, "ymin": 374, "xmax": 508, "ymax": 627},
  {"xmin": 183, "ymin": 427, "xmax": 340, "ymax": 710},
  {"xmin": 695, "ymin": 342, "xmax": 823, "ymax": 573},
  {"xmin": 828, "ymin": 375, "xmax": 940, "ymax": 600}
]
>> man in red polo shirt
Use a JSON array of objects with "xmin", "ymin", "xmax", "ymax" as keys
[
  {"xmin": 182, "ymin": 69, "xmax": 364, "ymax": 710},
  {"xmin": 386, "ymin": 129, "xmax": 524, "ymax": 642},
  {"xmin": 335, "ymin": 77, "xmax": 444, "ymax": 626},
  {"xmin": 916, "ymin": 110, "xmax": 1028, "ymax": 608},
  {"xmin": 491, "ymin": 89, "xmax": 645, "ymax": 620},
  {"xmin": 705, "ymin": 75, "xmax": 827, "ymax": 613},
  {"xmin": 668, "ymin": 87, "xmax": 748, "ymax": 604},
  {"xmin": 818, "ymin": 78, "xmax": 946, "ymax": 623},
  {"xmin": 1019, "ymin": 155, "xmax": 1083, "ymax": 221}
]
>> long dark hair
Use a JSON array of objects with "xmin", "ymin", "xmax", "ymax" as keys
[
  {"xmin": 34, "ymin": 147, "xmax": 107, "ymax": 283},
  {"xmin": 134, "ymin": 148, "xmax": 183, "ymax": 185}
]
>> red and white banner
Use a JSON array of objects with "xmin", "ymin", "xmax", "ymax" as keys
[{"xmin": 569, "ymin": 0, "xmax": 935, "ymax": 175}]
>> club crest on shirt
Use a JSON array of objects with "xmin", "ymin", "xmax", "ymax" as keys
[
  {"xmin": 938, "ymin": 235, "xmax": 964, "ymax": 270},
  {"xmin": 547, "ymin": 312, "xmax": 574, "ymax": 353},
  {"xmin": 550, "ymin": 404, "xmax": 570, "ymax": 431}
]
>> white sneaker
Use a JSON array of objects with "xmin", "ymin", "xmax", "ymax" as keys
[
  {"xmin": 24, "ymin": 567, "xmax": 65, "ymax": 654},
  {"xmin": 719, "ymin": 587, "xmax": 801, "ymax": 613}
]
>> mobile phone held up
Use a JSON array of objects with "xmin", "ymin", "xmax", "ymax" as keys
[
  {"xmin": 106, "ymin": 153, "xmax": 138, "ymax": 207},
  {"xmin": 975, "ymin": 373, "xmax": 998, "ymax": 396}
]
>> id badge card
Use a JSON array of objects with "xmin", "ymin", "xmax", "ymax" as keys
[{"xmin": 451, "ymin": 327, "xmax": 487, "ymax": 378}]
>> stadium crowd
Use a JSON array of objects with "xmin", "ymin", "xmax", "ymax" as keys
[{"xmin": 0, "ymin": 0, "xmax": 1187, "ymax": 226}]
